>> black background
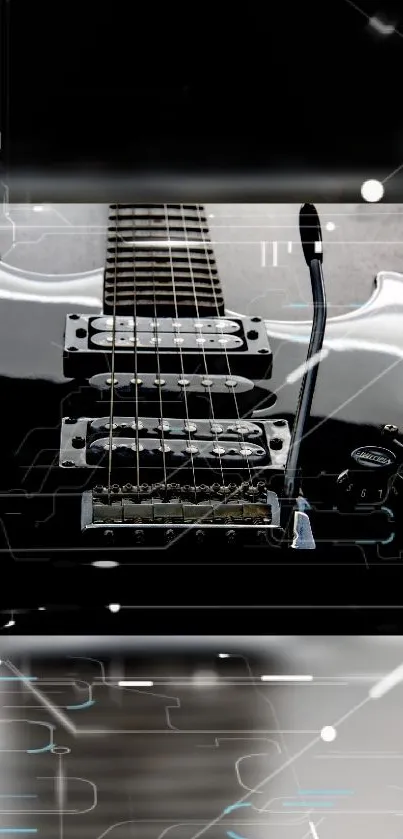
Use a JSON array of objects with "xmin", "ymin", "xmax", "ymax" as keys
[{"xmin": 3, "ymin": 0, "xmax": 403, "ymax": 197}]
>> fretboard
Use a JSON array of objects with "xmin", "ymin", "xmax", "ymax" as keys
[{"xmin": 103, "ymin": 204, "xmax": 225, "ymax": 317}]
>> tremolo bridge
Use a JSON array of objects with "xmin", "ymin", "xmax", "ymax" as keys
[{"xmin": 81, "ymin": 483, "xmax": 282, "ymax": 547}]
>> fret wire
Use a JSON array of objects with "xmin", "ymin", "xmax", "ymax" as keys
[{"xmin": 104, "ymin": 204, "xmax": 224, "ymax": 317}]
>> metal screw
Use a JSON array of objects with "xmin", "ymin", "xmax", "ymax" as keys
[
  {"xmin": 226, "ymin": 529, "xmax": 236, "ymax": 544},
  {"xmin": 64, "ymin": 417, "xmax": 77, "ymax": 424},
  {"xmin": 383, "ymin": 424, "xmax": 398, "ymax": 434},
  {"xmin": 61, "ymin": 460, "xmax": 75, "ymax": 467},
  {"xmin": 246, "ymin": 329, "xmax": 259, "ymax": 340},
  {"xmin": 72, "ymin": 436, "xmax": 85, "ymax": 448},
  {"xmin": 76, "ymin": 328, "xmax": 87, "ymax": 338},
  {"xmin": 270, "ymin": 437, "xmax": 283, "ymax": 450}
]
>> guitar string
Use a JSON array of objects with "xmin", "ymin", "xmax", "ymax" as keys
[
  {"xmin": 131, "ymin": 206, "xmax": 140, "ymax": 490},
  {"xmin": 150, "ymin": 207, "xmax": 168, "ymax": 488},
  {"xmin": 164, "ymin": 205, "xmax": 198, "ymax": 499},
  {"xmin": 196, "ymin": 205, "xmax": 253, "ymax": 486},
  {"xmin": 106, "ymin": 202, "xmax": 119, "ymax": 501},
  {"xmin": 179, "ymin": 204, "xmax": 225, "ymax": 487}
]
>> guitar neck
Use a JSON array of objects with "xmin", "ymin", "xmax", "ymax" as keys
[{"xmin": 103, "ymin": 204, "xmax": 225, "ymax": 317}]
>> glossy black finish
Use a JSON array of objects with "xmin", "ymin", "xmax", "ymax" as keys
[{"xmin": 2, "ymin": 235, "xmax": 403, "ymax": 606}]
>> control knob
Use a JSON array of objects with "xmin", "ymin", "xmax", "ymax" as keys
[{"xmin": 336, "ymin": 444, "xmax": 397, "ymax": 509}]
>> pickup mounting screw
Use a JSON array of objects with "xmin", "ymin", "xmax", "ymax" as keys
[
  {"xmin": 226, "ymin": 529, "xmax": 236, "ymax": 544},
  {"xmin": 134, "ymin": 529, "xmax": 145, "ymax": 545},
  {"xmin": 383, "ymin": 424, "xmax": 398, "ymax": 434},
  {"xmin": 62, "ymin": 460, "xmax": 75, "ymax": 467},
  {"xmin": 64, "ymin": 417, "xmax": 77, "ymax": 424},
  {"xmin": 76, "ymin": 328, "xmax": 87, "ymax": 338},
  {"xmin": 72, "ymin": 436, "xmax": 85, "ymax": 448},
  {"xmin": 246, "ymin": 330, "xmax": 259, "ymax": 340},
  {"xmin": 195, "ymin": 529, "xmax": 205, "ymax": 543},
  {"xmin": 270, "ymin": 437, "xmax": 283, "ymax": 450}
]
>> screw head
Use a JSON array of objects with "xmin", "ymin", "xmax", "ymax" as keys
[
  {"xmin": 72, "ymin": 436, "xmax": 85, "ymax": 448},
  {"xmin": 383, "ymin": 424, "xmax": 398, "ymax": 434},
  {"xmin": 62, "ymin": 460, "xmax": 75, "ymax": 467}
]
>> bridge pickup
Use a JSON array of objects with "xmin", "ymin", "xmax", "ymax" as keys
[
  {"xmin": 63, "ymin": 314, "xmax": 272, "ymax": 378},
  {"xmin": 60, "ymin": 416, "xmax": 290, "ymax": 480}
]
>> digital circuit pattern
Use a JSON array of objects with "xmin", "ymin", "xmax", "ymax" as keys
[{"xmin": 0, "ymin": 637, "xmax": 402, "ymax": 839}]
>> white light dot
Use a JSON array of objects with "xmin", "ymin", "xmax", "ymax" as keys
[
  {"xmin": 361, "ymin": 179, "xmax": 384, "ymax": 203},
  {"xmin": 325, "ymin": 222, "xmax": 336, "ymax": 231},
  {"xmin": 218, "ymin": 653, "xmax": 230, "ymax": 658},
  {"xmin": 108, "ymin": 603, "xmax": 121, "ymax": 613},
  {"xmin": 208, "ymin": 214, "xmax": 215, "ymax": 218},
  {"xmin": 38, "ymin": 607, "xmax": 46, "ymax": 611},
  {"xmin": 320, "ymin": 725, "xmax": 337, "ymax": 742},
  {"xmin": 32, "ymin": 205, "xmax": 45, "ymax": 212},
  {"xmin": 92, "ymin": 560, "xmax": 119, "ymax": 569}
]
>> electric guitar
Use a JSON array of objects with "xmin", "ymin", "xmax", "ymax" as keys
[{"xmin": 1, "ymin": 202, "xmax": 403, "ymax": 616}]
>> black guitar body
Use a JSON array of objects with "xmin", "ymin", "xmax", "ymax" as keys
[{"xmin": 1, "ymin": 203, "xmax": 402, "ymax": 619}]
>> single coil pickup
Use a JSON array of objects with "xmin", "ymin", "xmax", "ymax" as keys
[
  {"xmin": 91, "ymin": 499, "xmax": 273, "ymax": 523},
  {"xmin": 89, "ymin": 332, "xmax": 244, "ymax": 350},
  {"xmin": 90, "ymin": 316, "xmax": 240, "ymax": 333},
  {"xmin": 81, "ymin": 372, "xmax": 277, "ymax": 418},
  {"xmin": 85, "ymin": 437, "xmax": 269, "ymax": 467},
  {"xmin": 88, "ymin": 417, "xmax": 265, "ymax": 441},
  {"xmin": 90, "ymin": 373, "xmax": 253, "ymax": 395}
]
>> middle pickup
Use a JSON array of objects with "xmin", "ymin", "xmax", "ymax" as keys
[{"xmin": 69, "ymin": 372, "xmax": 276, "ymax": 418}]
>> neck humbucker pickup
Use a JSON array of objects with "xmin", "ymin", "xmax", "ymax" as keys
[{"xmin": 63, "ymin": 314, "xmax": 272, "ymax": 378}]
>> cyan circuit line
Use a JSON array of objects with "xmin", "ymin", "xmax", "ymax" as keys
[
  {"xmin": 223, "ymin": 804, "xmax": 252, "ymax": 815},
  {"xmin": 66, "ymin": 699, "xmax": 95, "ymax": 711},
  {"xmin": 0, "ymin": 831, "xmax": 38, "ymax": 834},
  {"xmin": 227, "ymin": 832, "xmax": 248, "ymax": 839},
  {"xmin": 0, "ymin": 797, "xmax": 38, "ymax": 799},
  {"xmin": 26, "ymin": 744, "xmax": 53, "ymax": 754},
  {"xmin": 0, "ymin": 678, "xmax": 37, "ymax": 682}
]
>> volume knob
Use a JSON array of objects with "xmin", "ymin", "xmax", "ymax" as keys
[{"xmin": 336, "ymin": 445, "xmax": 397, "ymax": 508}]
